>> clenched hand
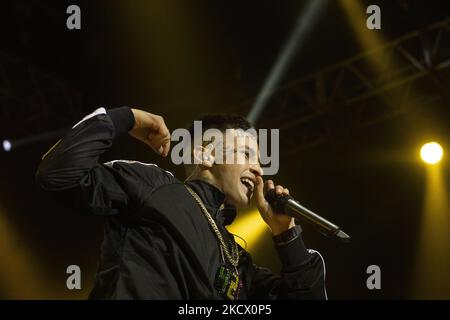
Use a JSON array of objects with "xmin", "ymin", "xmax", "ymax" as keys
[{"xmin": 129, "ymin": 108, "xmax": 171, "ymax": 157}]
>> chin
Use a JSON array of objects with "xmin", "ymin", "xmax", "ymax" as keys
[
  {"xmin": 237, "ymin": 194, "xmax": 251, "ymax": 209},
  {"xmin": 226, "ymin": 194, "xmax": 249, "ymax": 209}
]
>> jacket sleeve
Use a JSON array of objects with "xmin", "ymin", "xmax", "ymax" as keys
[
  {"xmin": 246, "ymin": 226, "xmax": 327, "ymax": 300},
  {"xmin": 35, "ymin": 106, "xmax": 172, "ymax": 216}
]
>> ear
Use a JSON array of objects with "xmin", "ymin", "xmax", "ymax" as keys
[{"xmin": 193, "ymin": 144, "xmax": 215, "ymax": 168}]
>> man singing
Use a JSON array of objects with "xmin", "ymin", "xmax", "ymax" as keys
[{"xmin": 36, "ymin": 106, "xmax": 327, "ymax": 299}]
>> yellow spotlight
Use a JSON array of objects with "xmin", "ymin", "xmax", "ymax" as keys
[
  {"xmin": 227, "ymin": 209, "xmax": 268, "ymax": 251},
  {"xmin": 420, "ymin": 142, "xmax": 444, "ymax": 164}
]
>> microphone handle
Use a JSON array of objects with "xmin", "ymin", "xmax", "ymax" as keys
[
  {"xmin": 285, "ymin": 199, "xmax": 339, "ymax": 233},
  {"xmin": 265, "ymin": 190, "xmax": 350, "ymax": 242}
]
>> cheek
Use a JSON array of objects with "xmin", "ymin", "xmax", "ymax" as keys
[
  {"xmin": 222, "ymin": 166, "xmax": 241, "ymax": 181},
  {"xmin": 223, "ymin": 173, "xmax": 240, "ymax": 194}
]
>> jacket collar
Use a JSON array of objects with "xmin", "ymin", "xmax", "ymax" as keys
[{"xmin": 185, "ymin": 179, "xmax": 236, "ymax": 226}]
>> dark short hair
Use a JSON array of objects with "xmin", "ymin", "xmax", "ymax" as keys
[
  {"xmin": 184, "ymin": 114, "xmax": 255, "ymax": 175},
  {"xmin": 187, "ymin": 114, "xmax": 253, "ymax": 137}
]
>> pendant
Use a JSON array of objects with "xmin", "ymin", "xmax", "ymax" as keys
[{"xmin": 214, "ymin": 265, "xmax": 241, "ymax": 300}]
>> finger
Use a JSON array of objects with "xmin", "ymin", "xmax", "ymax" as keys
[
  {"xmin": 156, "ymin": 132, "xmax": 171, "ymax": 157},
  {"xmin": 254, "ymin": 176, "xmax": 266, "ymax": 206},
  {"xmin": 146, "ymin": 135, "xmax": 162, "ymax": 155},
  {"xmin": 161, "ymin": 140, "xmax": 171, "ymax": 157},
  {"xmin": 283, "ymin": 188, "xmax": 290, "ymax": 196},
  {"xmin": 152, "ymin": 129, "xmax": 169, "ymax": 141},
  {"xmin": 149, "ymin": 116, "xmax": 171, "ymax": 154},
  {"xmin": 275, "ymin": 185, "xmax": 283, "ymax": 195},
  {"xmin": 148, "ymin": 131, "xmax": 171, "ymax": 156},
  {"xmin": 264, "ymin": 180, "xmax": 274, "ymax": 194},
  {"xmin": 146, "ymin": 141, "xmax": 161, "ymax": 155},
  {"xmin": 154, "ymin": 117, "xmax": 171, "ymax": 140}
]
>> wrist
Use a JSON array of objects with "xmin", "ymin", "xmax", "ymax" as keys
[
  {"xmin": 270, "ymin": 219, "xmax": 296, "ymax": 236},
  {"xmin": 272, "ymin": 225, "xmax": 302, "ymax": 246}
]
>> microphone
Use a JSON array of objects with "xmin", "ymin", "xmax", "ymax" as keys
[{"xmin": 265, "ymin": 189, "xmax": 351, "ymax": 242}]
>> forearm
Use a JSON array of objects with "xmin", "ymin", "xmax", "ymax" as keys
[
  {"xmin": 273, "ymin": 225, "xmax": 327, "ymax": 299},
  {"xmin": 36, "ymin": 106, "xmax": 134, "ymax": 191}
]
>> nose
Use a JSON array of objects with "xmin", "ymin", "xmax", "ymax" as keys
[{"xmin": 250, "ymin": 162, "xmax": 263, "ymax": 177}]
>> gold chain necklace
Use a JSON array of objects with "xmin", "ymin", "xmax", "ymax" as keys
[{"xmin": 185, "ymin": 185, "xmax": 239, "ymax": 267}]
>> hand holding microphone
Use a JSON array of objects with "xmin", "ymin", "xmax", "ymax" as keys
[
  {"xmin": 255, "ymin": 177, "xmax": 350, "ymax": 242},
  {"xmin": 254, "ymin": 178, "xmax": 296, "ymax": 236}
]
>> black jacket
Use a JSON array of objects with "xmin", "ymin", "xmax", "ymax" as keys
[{"xmin": 36, "ymin": 106, "xmax": 327, "ymax": 300}]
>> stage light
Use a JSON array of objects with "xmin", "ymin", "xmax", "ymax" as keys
[
  {"xmin": 1, "ymin": 129, "xmax": 67, "ymax": 153},
  {"xmin": 227, "ymin": 209, "xmax": 268, "ymax": 250},
  {"xmin": 2, "ymin": 140, "xmax": 11, "ymax": 152},
  {"xmin": 420, "ymin": 142, "xmax": 443, "ymax": 164}
]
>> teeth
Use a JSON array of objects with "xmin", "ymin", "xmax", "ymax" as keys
[{"xmin": 240, "ymin": 178, "xmax": 254, "ymax": 191}]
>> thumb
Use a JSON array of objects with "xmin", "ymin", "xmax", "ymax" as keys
[{"xmin": 254, "ymin": 176, "xmax": 266, "ymax": 208}]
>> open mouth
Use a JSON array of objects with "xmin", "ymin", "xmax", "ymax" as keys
[{"xmin": 240, "ymin": 177, "xmax": 255, "ymax": 196}]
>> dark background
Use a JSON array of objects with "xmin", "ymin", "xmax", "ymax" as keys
[{"xmin": 0, "ymin": 0, "xmax": 449, "ymax": 299}]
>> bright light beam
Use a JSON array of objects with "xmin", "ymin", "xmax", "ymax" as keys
[
  {"xmin": 247, "ymin": 0, "xmax": 328, "ymax": 125},
  {"xmin": 227, "ymin": 209, "xmax": 268, "ymax": 251},
  {"xmin": 0, "ymin": 206, "xmax": 49, "ymax": 298},
  {"xmin": 339, "ymin": 0, "xmax": 386, "ymax": 68},
  {"xmin": 412, "ymin": 163, "xmax": 450, "ymax": 298},
  {"xmin": 1, "ymin": 128, "xmax": 68, "ymax": 153}
]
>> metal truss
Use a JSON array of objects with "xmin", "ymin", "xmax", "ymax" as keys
[
  {"xmin": 232, "ymin": 18, "xmax": 450, "ymax": 153},
  {"xmin": 1, "ymin": 15, "xmax": 449, "ymax": 152}
]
